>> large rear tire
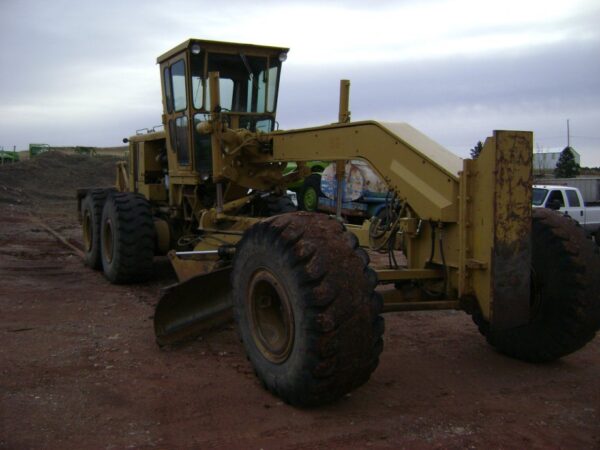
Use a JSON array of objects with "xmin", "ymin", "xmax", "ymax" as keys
[
  {"xmin": 100, "ymin": 192, "xmax": 156, "ymax": 283},
  {"xmin": 474, "ymin": 208, "xmax": 600, "ymax": 362},
  {"xmin": 232, "ymin": 212, "xmax": 384, "ymax": 406},
  {"xmin": 81, "ymin": 188, "xmax": 114, "ymax": 270}
]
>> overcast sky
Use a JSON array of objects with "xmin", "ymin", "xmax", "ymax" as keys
[{"xmin": 1, "ymin": 0, "xmax": 599, "ymax": 165}]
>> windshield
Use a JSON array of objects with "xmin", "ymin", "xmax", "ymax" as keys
[
  {"xmin": 191, "ymin": 52, "xmax": 280, "ymax": 114},
  {"xmin": 532, "ymin": 188, "xmax": 548, "ymax": 206}
]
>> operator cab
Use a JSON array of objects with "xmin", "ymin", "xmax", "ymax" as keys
[{"xmin": 157, "ymin": 39, "xmax": 288, "ymax": 178}]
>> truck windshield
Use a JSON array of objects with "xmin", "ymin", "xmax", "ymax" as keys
[
  {"xmin": 191, "ymin": 52, "xmax": 279, "ymax": 114},
  {"xmin": 532, "ymin": 188, "xmax": 548, "ymax": 206}
]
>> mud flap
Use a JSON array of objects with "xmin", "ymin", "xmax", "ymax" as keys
[{"xmin": 154, "ymin": 267, "xmax": 233, "ymax": 346}]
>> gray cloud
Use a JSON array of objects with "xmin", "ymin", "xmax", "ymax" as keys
[
  {"xmin": 1, "ymin": 0, "xmax": 599, "ymax": 165},
  {"xmin": 277, "ymin": 39, "xmax": 600, "ymax": 163}
]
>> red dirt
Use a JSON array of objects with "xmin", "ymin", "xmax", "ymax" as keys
[{"xmin": 1, "ymin": 154, "xmax": 599, "ymax": 449}]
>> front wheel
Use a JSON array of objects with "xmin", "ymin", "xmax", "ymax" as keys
[
  {"xmin": 474, "ymin": 208, "xmax": 600, "ymax": 362},
  {"xmin": 232, "ymin": 212, "xmax": 384, "ymax": 406}
]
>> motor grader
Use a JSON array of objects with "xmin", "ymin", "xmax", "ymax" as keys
[{"xmin": 77, "ymin": 38, "xmax": 600, "ymax": 407}]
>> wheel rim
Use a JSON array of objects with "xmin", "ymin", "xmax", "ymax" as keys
[
  {"xmin": 303, "ymin": 187, "xmax": 318, "ymax": 211},
  {"xmin": 102, "ymin": 219, "xmax": 114, "ymax": 264},
  {"xmin": 83, "ymin": 210, "xmax": 93, "ymax": 252},
  {"xmin": 247, "ymin": 268, "xmax": 294, "ymax": 364}
]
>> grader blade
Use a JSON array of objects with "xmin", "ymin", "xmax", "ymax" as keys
[{"xmin": 154, "ymin": 267, "xmax": 233, "ymax": 346}]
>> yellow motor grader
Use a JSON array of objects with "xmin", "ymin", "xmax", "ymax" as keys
[{"xmin": 77, "ymin": 39, "xmax": 600, "ymax": 406}]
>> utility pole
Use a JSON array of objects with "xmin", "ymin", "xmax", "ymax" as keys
[{"xmin": 567, "ymin": 118, "xmax": 571, "ymax": 148}]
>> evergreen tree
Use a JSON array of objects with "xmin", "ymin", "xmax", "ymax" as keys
[
  {"xmin": 470, "ymin": 140, "xmax": 484, "ymax": 159},
  {"xmin": 554, "ymin": 146, "xmax": 580, "ymax": 178}
]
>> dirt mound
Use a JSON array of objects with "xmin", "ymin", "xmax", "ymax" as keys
[{"xmin": 0, "ymin": 152, "xmax": 120, "ymax": 209}]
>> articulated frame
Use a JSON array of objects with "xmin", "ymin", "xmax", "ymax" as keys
[{"xmin": 194, "ymin": 117, "xmax": 533, "ymax": 329}]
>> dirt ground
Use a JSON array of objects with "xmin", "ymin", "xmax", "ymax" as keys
[{"xmin": 1, "ymin": 154, "xmax": 599, "ymax": 449}]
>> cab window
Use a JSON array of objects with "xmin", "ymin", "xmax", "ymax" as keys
[
  {"xmin": 193, "ymin": 113, "xmax": 212, "ymax": 174},
  {"xmin": 532, "ymin": 188, "xmax": 548, "ymax": 206},
  {"xmin": 191, "ymin": 50, "xmax": 206, "ymax": 109},
  {"xmin": 169, "ymin": 116, "xmax": 190, "ymax": 165},
  {"xmin": 566, "ymin": 190, "xmax": 581, "ymax": 207},
  {"xmin": 201, "ymin": 52, "xmax": 280, "ymax": 114},
  {"xmin": 266, "ymin": 65, "xmax": 279, "ymax": 112},
  {"xmin": 163, "ymin": 66, "xmax": 173, "ymax": 113},
  {"xmin": 171, "ymin": 59, "xmax": 187, "ymax": 112},
  {"xmin": 546, "ymin": 190, "xmax": 565, "ymax": 208},
  {"xmin": 239, "ymin": 116, "xmax": 274, "ymax": 132}
]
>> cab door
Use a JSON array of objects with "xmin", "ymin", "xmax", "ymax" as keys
[
  {"xmin": 162, "ymin": 57, "xmax": 193, "ymax": 174},
  {"xmin": 564, "ymin": 189, "xmax": 585, "ymax": 224}
]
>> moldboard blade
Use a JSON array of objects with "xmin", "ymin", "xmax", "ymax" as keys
[{"xmin": 154, "ymin": 266, "xmax": 233, "ymax": 346}]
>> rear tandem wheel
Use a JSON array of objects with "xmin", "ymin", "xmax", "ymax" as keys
[
  {"xmin": 100, "ymin": 192, "xmax": 156, "ymax": 283},
  {"xmin": 232, "ymin": 212, "xmax": 384, "ymax": 406},
  {"xmin": 81, "ymin": 188, "xmax": 114, "ymax": 270}
]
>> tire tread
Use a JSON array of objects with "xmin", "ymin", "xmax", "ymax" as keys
[
  {"xmin": 101, "ymin": 192, "xmax": 155, "ymax": 283},
  {"xmin": 232, "ymin": 212, "xmax": 384, "ymax": 406}
]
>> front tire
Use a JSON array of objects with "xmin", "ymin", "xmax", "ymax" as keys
[
  {"xmin": 474, "ymin": 208, "xmax": 600, "ymax": 362},
  {"xmin": 100, "ymin": 192, "xmax": 156, "ymax": 283},
  {"xmin": 232, "ymin": 212, "xmax": 384, "ymax": 406}
]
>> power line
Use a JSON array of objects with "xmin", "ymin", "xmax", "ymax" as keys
[
  {"xmin": 536, "ymin": 135, "xmax": 600, "ymax": 141},
  {"xmin": 535, "ymin": 136, "xmax": 564, "ymax": 140},
  {"xmin": 571, "ymin": 135, "xmax": 600, "ymax": 140}
]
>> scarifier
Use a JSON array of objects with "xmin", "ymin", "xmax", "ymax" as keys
[{"xmin": 77, "ymin": 39, "xmax": 600, "ymax": 406}]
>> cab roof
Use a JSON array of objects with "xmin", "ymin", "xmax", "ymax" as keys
[
  {"xmin": 157, "ymin": 39, "xmax": 289, "ymax": 64},
  {"xmin": 533, "ymin": 185, "xmax": 578, "ymax": 190}
]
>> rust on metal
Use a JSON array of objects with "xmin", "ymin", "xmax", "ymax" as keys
[{"xmin": 490, "ymin": 131, "xmax": 533, "ymax": 330}]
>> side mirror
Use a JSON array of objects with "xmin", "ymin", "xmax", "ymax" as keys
[{"xmin": 547, "ymin": 199, "xmax": 562, "ymax": 210}]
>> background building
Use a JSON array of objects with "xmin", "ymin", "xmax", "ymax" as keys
[{"xmin": 534, "ymin": 148, "xmax": 581, "ymax": 172}]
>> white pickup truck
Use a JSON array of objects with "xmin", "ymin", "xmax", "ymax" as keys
[{"xmin": 533, "ymin": 185, "xmax": 600, "ymax": 244}]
